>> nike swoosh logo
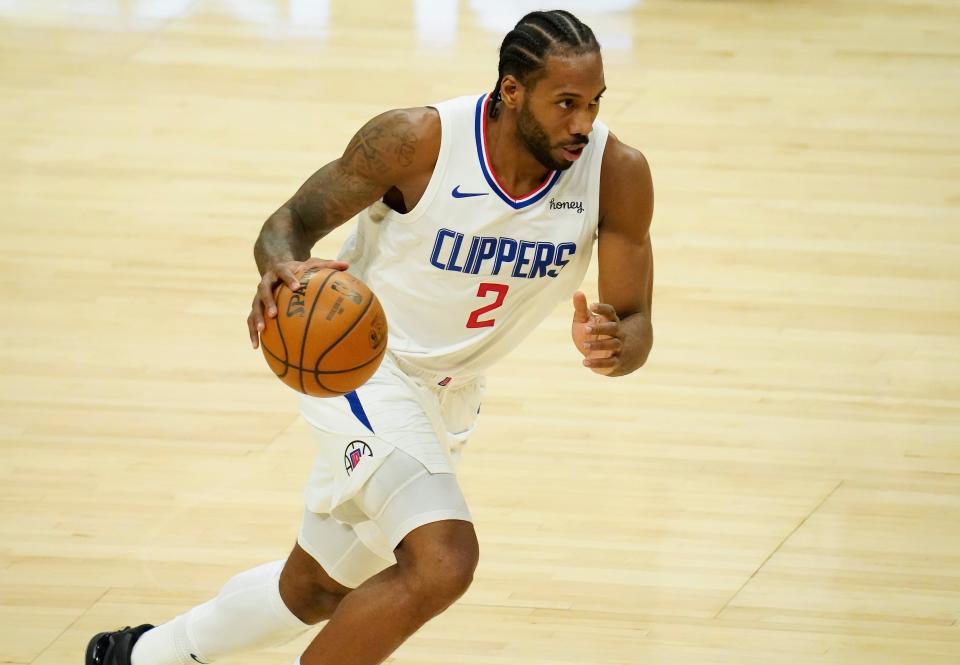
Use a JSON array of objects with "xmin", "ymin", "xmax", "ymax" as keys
[
  {"xmin": 191, "ymin": 655, "xmax": 210, "ymax": 664},
  {"xmin": 451, "ymin": 186, "xmax": 488, "ymax": 199}
]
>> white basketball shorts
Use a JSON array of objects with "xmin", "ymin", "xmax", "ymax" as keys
[{"xmin": 296, "ymin": 352, "xmax": 484, "ymax": 588}]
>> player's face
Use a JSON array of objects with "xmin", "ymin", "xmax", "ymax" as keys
[{"xmin": 518, "ymin": 51, "xmax": 606, "ymax": 171}]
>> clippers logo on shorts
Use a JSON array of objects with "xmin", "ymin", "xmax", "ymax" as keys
[{"xmin": 344, "ymin": 440, "xmax": 373, "ymax": 475}]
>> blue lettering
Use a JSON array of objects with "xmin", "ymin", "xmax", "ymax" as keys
[
  {"xmin": 512, "ymin": 240, "xmax": 536, "ymax": 278},
  {"xmin": 433, "ymin": 231, "xmax": 576, "ymax": 279},
  {"xmin": 462, "ymin": 236, "xmax": 481, "ymax": 274},
  {"xmin": 492, "ymin": 238, "xmax": 518, "ymax": 276},
  {"xmin": 547, "ymin": 242, "xmax": 577, "ymax": 277},
  {"xmin": 528, "ymin": 242, "xmax": 557, "ymax": 278},
  {"xmin": 430, "ymin": 228, "xmax": 456, "ymax": 270},
  {"xmin": 470, "ymin": 237, "xmax": 498, "ymax": 274},
  {"xmin": 490, "ymin": 238, "xmax": 517, "ymax": 275},
  {"xmin": 445, "ymin": 232, "xmax": 466, "ymax": 272}
]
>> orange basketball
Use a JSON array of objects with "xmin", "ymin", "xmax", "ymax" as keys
[{"xmin": 260, "ymin": 267, "xmax": 387, "ymax": 397}]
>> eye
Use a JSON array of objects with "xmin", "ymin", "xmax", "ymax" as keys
[{"xmin": 557, "ymin": 99, "xmax": 574, "ymax": 110}]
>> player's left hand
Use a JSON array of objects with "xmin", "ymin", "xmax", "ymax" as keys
[{"xmin": 571, "ymin": 291, "xmax": 622, "ymax": 375}]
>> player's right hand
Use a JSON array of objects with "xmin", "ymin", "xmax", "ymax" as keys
[{"xmin": 247, "ymin": 258, "xmax": 350, "ymax": 349}]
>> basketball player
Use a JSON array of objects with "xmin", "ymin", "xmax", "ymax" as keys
[{"xmin": 86, "ymin": 10, "xmax": 653, "ymax": 665}]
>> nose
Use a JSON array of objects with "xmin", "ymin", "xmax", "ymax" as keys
[{"xmin": 569, "ymin": 109, "xmax": 593, "ymax": 140}]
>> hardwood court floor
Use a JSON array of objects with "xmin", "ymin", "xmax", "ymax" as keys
[{"xmin": 1, "ymin": 1, "xmax": 958, "ymax": 663}]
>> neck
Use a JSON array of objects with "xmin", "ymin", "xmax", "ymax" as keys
[{"xmin": 485, "ymin": 102, "xmax": 553, "ymax": 198}]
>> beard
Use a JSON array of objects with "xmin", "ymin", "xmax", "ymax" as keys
[{"xmin": 516, "ymin": 101, "xmax": 583, "ymax": 171}]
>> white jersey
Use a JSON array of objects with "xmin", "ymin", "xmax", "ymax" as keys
[{"xmin": 338, "ymin": 93, "xmax": 609, "ymax": 381}]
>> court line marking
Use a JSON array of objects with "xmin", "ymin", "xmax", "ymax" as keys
[{"xmin": 713, "ymin": 479, "xmax": 845, "ymax": 619}]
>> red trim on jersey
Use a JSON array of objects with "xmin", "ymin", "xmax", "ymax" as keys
[{"xmin": 480, "ymin": 95, "xmax": 558, "ymax": 203}]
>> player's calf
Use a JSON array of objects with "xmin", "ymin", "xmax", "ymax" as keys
[{"xmin": 88, "ymin": 559, "xmax": 317, "ymax": 665}]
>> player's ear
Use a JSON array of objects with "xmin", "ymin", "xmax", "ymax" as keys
[{"xmin": 499, "ymin": 75, "xmax": 522, "ymax": 111}]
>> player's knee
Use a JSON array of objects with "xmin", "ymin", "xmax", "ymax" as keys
[
  {"xmin": 398, "ymin": 521, "xmax": 479, "ymax": 618},
  {"xmin": 308, "ymin": 579, "xmax": 347, "ymax": 620},
  {"xmin": 281, "ymin": 571, "xmax": 347, "ymax": 624},
  {"xmin": 406, "ymin": 548, "xmax": 478, "ymax": 618},
  {"xmin": 280, "ymin": 545, "xmax": 351, "ymax": 624},
  {"xmin": 423, "ymin": 544, "xmax": 478, "ymax": 600}
]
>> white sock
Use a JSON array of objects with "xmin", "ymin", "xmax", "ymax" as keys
[{"xmin": 131, "ymin": 560, "xmax": 312, "ymax": 665}]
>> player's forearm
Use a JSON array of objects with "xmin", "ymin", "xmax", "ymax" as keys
[
  {"xmin": 607, "ymin": 313, "xmax": 653, "ymax": 376},
  {"xmin": 253, "ymin": 206, "xmax": 314, "ymax": 275}
]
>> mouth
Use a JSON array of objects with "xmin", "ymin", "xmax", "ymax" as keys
[{"xmin": 560, "ymin": 143, "xmax": 586, "ymax": 161}]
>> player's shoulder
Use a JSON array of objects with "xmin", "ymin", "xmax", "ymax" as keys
[
  {"xmin": 600, "ymin": 131, "xmax": 651, "ymax": 182},
  {"xmin": 362, "ymin": 106, "xmax": 440, "ymax": 147},
  {"xmin": 370, "ymin": 106, "xmax": 439, "ymax": 134},
  {"xmin": 347, "ymin": 106, "xmax": 440, "ymax": 179},
  {"xmin": 598, "ymin": 131, "xmax": 654, "ymax": 230}
]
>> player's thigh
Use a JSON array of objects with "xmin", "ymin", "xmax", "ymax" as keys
[
  {"xmin": 297, "ymin": 505, "xmax": 394, "ymax": 590},
  {"xmin": 353, "ymin": 447, "xmax": 473, "ymax": 556},
  {"xmin": 297, "ymin": 448, "xmax": 474, "ymax": 590}
]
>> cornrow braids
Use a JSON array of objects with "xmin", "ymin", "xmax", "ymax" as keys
[{"xmin": 490, "ymin": 10, "xmax": 600, "ymax": 118}]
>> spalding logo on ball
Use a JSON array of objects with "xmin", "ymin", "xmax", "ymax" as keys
[{"xmin": 260, "ymin": 267, "xmax": 388, "ymax": 397}]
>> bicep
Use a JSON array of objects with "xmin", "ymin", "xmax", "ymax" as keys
[
  {"xmin": 284, "ymin": 109, "xmax": 430, "ymax": 242},
  {"xmin": 597, "ymin": 143, "xmax": 654, "ymax": 320}
]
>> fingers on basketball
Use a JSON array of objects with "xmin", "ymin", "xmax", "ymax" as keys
[{"xmin": 260, "ymin": 268, "xmax": 387, "ymax": 397}]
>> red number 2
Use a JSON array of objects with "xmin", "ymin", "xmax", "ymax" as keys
[{"xmin": 466, "ymin": 283, "xmax": 509, "ymax": 329}]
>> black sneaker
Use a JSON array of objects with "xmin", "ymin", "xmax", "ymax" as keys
[{"xmin": 85, "ymin": 624, "xmax": 154, "ymax": 665}]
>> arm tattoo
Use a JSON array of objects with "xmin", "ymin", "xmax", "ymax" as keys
[
  {"xmin": 342, "ymin": 111, "xmax": 418, "ymax": 174},
  {"xmin": 396, "ymin": 126, "xmax": 417, "ymax": 167},
  {"xmin": 255, "ymin": 109, "xmax": 425, "ymax": 272},
  {"xmin": 294, "ymin": 110, "xmax": 422, "ymax": 235}
]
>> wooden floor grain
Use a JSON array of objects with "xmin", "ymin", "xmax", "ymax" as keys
[{"xmin": 1, "ymin": 1, "xmax": 958, "ymax": 663}]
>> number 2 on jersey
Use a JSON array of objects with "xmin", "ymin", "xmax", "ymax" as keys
[{"xmin": 466, "ymin": 282, "xmax": 509, "ymax": 329}]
